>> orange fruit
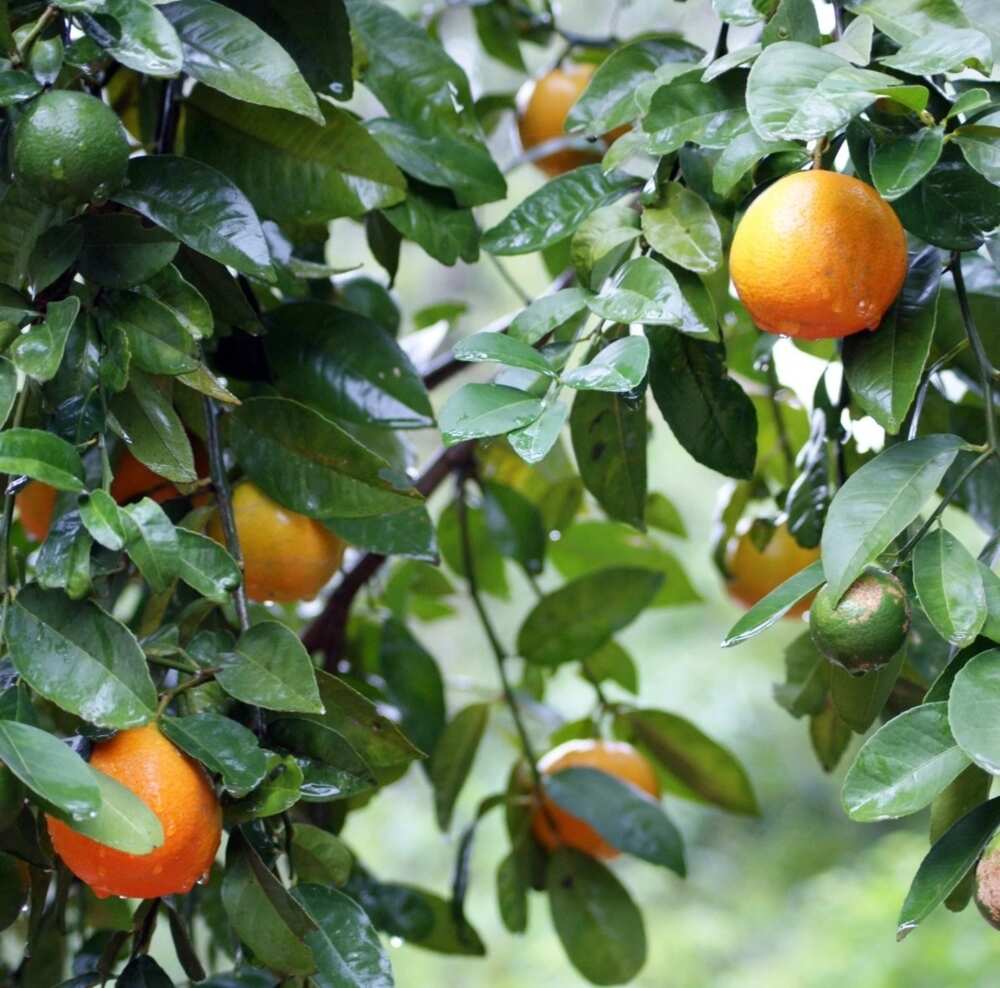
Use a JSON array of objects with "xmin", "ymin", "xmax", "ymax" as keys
[
  {"xmin": 16, "ymin": 480, "xmax": 57, "ymax": 542},
  {"xmin": 518, "ymin": 64, "xmax": 625, "ymax": 176},
  {"xmin": 726, "ymin": 521, "xmax": 820, "ymax": 618},
  {"xmin": 532, "ymin": 739, "xmax": 660, "ymax": 859},
  {"xmin": 207, "ymin": 481, "xmax": 345, "ymax": 603},
  {"xmin": 729, "ymin": 170, "xmax": 908, "ymax": 339},
  {"xmin": 111, "ymin": 441, "xmax": 211, "ymax": 506},
  {"xmin": 46, "ymin": 723, "xmax": 221, "ymax": 899}
]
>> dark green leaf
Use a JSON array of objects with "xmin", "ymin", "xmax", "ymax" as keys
[
  {"xmin": 722, "ymin": 559, "xmax": 825, "ymax": 646},
  {"xmin": 0, "ymin": 428, "xmax": 84, "ymax": 491},
  {"xmin": 640, "ymin": 184, "xmax": 722, "ymax": 274},
  {"xmin": 176, "ymin": 527, "xmax": 242, "ymax": 602},
  {"xmin": 161, "ymin": 712, "xmax": 268, "ymax": 796},
  {"xmin": 871, "ymin": 127, "xmax": 946, "ymax": 201},
  {"xmin": 430, "ymin": 703, "xmax": 489, "ymax": 831},
  {"xmin": 291, "ymin": 823, "xmax": 353, "ymax": 886},
  {"xmin": 76, "ymin": 213, "xmax": 179, "ymax": 289},
  {"xmin": 381, "ymin": 193, "xmax": 478, "ymax": 266},
  {"xmin": 326, "ymin": 507, "xmax": 436, "ymax": 563},
  {"xmin": 10, "ymin": 297, "xmax": 78, "ymax": 383},
  {"xmin": 829, "ymin": 648, "xmax": 906, "ymax": 734}
]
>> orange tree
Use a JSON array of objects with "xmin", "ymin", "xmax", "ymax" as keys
[{"xmin": 0, "ymin": 0, "xmax": 998, "ymax": 985}]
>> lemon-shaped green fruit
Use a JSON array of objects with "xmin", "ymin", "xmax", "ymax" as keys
[
  {"xmin": 13, "ymin": 90, "xmax": 129, "ymax": 206},
  {"xmin": 809, "ymin": 566, "xmax": 910, "ymax": 675}
]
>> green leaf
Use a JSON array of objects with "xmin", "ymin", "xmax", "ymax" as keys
[
  {"xmin": 646, "ymin": 329, "xmax": 757, "ymax": 479},
  {"xmin": 367, "ymin": 118, "xmax": 505, "ymax": 207},
  {"xmin": 0, "ymin": 183, "xmax": 56, "ymax": 292},
  {"xmin": 585, "ymin": 256, "xmax": 706, "ymax": 331},
  {"xmin": 762, "ymin": 0, "xmax": 822, "ymax": 45},
  {"xmin": 879, "ymin": 27, "xmax": 991, "ymax": 74},
  {"xmin": 982, "ymin": 565, "xmax": 1000, "ymax": 643},
  {"xmin": 453, "ymin": 332, "xmax": 555, "ymax": 378},
  {"xmin": 226, "ymin": 751, "xmax": 303, "ymax": 821},
  {"xmin": 80, "ymin": 0, "xmax": 183, "ymax": 77},
  {"xmin": 565, "ymin": 36, "xmax": 703, "ymax": 137},
  {"xmin": 842, "ymin": 247, "xmax": 941, "ymax": 433},
  {"xmin": 34, "ymin": 507, "xmax": 93, "ymax": 600},
  {"xmin": 291, "ymin": 823, "xmax": 353, "ymax": 886},
  {"xmin": 161, "ymin": 713, "xmax": 268, "ymax": 797},
  {"xmin": 810, "ymin": 700, "xmax": 853, "ymax": 772},
  {"xmin": 10, "ymin": 296, "xmax": 79, "ymax": 383},
  {"xmin": 176, "ymin": 527, "xmax": 242, "ymax": 603},
  {"xmin": 184, "ymin": 86, "xmax": 406, "ymax": 224},
  {"xmin": 949, "ymin": 647, "xmax": 1000, "ymax": 776},
  {"xmin": 481, "ymin": 481, "xmax": 547, "ymax": 575},
  {"xmin": 645, "ymin": 491, "xmax": 687, "ymax": 537},
  {"xmin": 747, "ymin": 41, "xmax": 900, "ymax": 141},
  {"xmin": 775, "ymin": 632, "xmax": 828, "ymax": 718},
  {"xmin": 947, "ymin": 88, "xmax": 993, "ymax": 120},
  {"xmin": 76, "ymin": 213, "xmax": 179, "ymax": 289},
  {"xmin": 222, "ymin": 828, "xmax": 317, "ymax": 975},
  {"xmin": 702, "ymin": 43, "xmax": 763, "ymax": 82},
  {"xmin": 61, "ymin": 767, "xmax": 164, "ymax": 854},
  {"xmin": 0, "ymin": 358, "xmax": 16, "ymax": 427},
  {"xmin": 5, "ymin": 586, "xmax": 157, "ymax": 729},
  {"xmin": 293, "ymin": 883, "xmax": 394, "ymax": 988},
  {"xmin": 116, "ymin": 956, "xmax": 173, "ymax": 988},
  {"xmin": 563, "ymin": 336, "xmax": 649, "ymax": 393},
  {"xmin": 0, "ymin": 428, "xmax": 84, "ymax": 491},
  {"xmin": 546, "ymin": 849, "xmax": 646, "ymax": 986},
  {"xmin": 820, "ymin": 434, "xmax": 964, "ymax": 601},
  {"xmin": 325, "ymin": 507, "xmax": 436, "ymax": 563},
  {"xmin": 825, "ymin": 12, "xmax": 875, "ymax": 62},
  {"xmin": 714, "ymin": 129, "xmax": 808, "ymax": 195},
  {"xmin": 113, "ymin": 155, "xmax": 274, "ymax": 282},
  {"xmin": 897, "ymin": 796, "xmax": 1000, "ymax": 939},
  {"xmin": 508, "ymin": 288, "xmax": 590, "ymax": 345},
  {"xmin": 471, "ymin": 2, "xmax": 524, "ymax": 70},
  {"xmin": 381, "ymin": 193, "xmax": 478, "ymax": 266},
  {"xmin": 161, "ymin": 0, "xmax": 321, "ymax": 122},
  {"xmin": 722, "ymin": 559, "xmax": 826, "ymax": 646},
  {"xmin": 265, "ymin": 301, "xmax": 432, "ymax": 429},
  {"xmin": 616, "ymin": 708, "xmax": 759, "ymax": 815},
  {"xmin": 571, "ymin": 202, "xmax": 642, "ymax": 290},
  {"xmin": 508, "ymin": 401, "xmax": 570, "ymax": 466},
  {"xmin": 870, "ymin": 127, "xmax": 946, "ymax": 201},
  {"xmin": 267, "ymin": 719, "xmax": 375, "ymax": 804},
  {"xmin": 641, "ymin": 184, "xmax": 722, "ymax": 274},
  {"xmin": 0, "ymin": 720, "xmax": 99, "ymax": 820},
  {"xmin": 439, "ymin": 384, "xmax": 543, "ymax": 445},
  {"xmin": 0, "ymin": 69, "xmax": 41, "ymax": 106},
  {"xmin": 517, "ymin": 567, "xmax": 663, "ymax": 666},
  {"xmin": 953, "ymin": 111, "xmax": 1000, "ymax": 185},
  {"xmin": 829, "ymin": 647, "xmax": 906, "ymax": 733},
  {"xmin": 481, "ymin": 166, "xmax": 638, "ymax": 256},
  {"xmin": 913, "ymin": 529, "xmax": 986, "ymax": 648},
  {"xmin": 121, "ymin": 497, "xmax": 181, "ymax": 592},
  {"xmin": 642, "ymin": 70, "xmax": 749, "ymax": 155},
  {"xmin": 102, "ymin": 290, "xmax": 199, "ymax": 376},
  {"xmin": 217, "ymin": 621, "xmax": 323, "ymax": 714},
  {"xmin": 546, "ymin": 767, "xmax": 685, "ymax": 873},
  {"xmin": 842, "ymin": 703, "xmax": 970, "ymax": 822},
  {"xmin": 227, "ymin": 396, "xmax": 420, "ymax": 518},
  {"xmin": 549, "ymin": 520, "xmax": 700, "ymax": 608},
  {"xmin": 430, "ymin": 703, "xmax": 489, "ymax": 831},
  {"xmin": 28, "ymin": 223, "xmax": 82, "ymax": 295}
]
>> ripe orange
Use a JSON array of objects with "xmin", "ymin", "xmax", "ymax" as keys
[
  {"xmin": 726, "ymin": 521, "xmax": 820, "ymax": 618},
  {"xmin": 729, "ymin": 170, "xmax": 908, "ymax": 339},
  {"xmin": 518, "ymin": 64, "xmax": 625, "ymax": 176},
  {"xmin": 46, "ymin": 723, "xmax": 221, "ymax": 899},
  {"xmin": 532, "ymin": 739, "xmax": 660, "ymax": 859},
  {"xmin": 16, "ymin": 480, "xmax": 57, "ymax": 542},
  {"xmin": 207, "ymin": 481, "xmax": 345, "ymax": 603}
]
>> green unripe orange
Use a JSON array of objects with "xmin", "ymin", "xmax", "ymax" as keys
[
  {"xmin": 13, "ymin": 90, "xmax": 129, "ymax": 206},
  {"xmin": 809, "ymin": 566, "xmax": 910, "ymax": 675}
]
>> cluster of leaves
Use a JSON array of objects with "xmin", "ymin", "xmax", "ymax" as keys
[{"xmin": 0, "ymin": 0, "xmax": 998, "ymax": 985}]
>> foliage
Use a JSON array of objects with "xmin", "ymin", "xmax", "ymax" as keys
[{"xmin": 0, "ymin": 0, "xmax": 997, "ymax": 985}]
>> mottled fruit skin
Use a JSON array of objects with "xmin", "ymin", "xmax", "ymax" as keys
[
  {"xmin": 730, "ymin": 171, "xmax": 908, "ymax": 340},
  {"xmin": 207, "ymin": 481, "xmax": 345, "ymax": 602},
  {"xmin": 975, "ymin": 839, "xmax": 1000, "ymax": 930},
  {"xmin": 532, "ymin": 739, "xmax": 660, "ymax": 859},
  {"xmin": 13, "ymin": 90, "xmax": 129, "ymax": 206},
  {"xmin": 15, "ymin": 480, "xmax": 57, "ymax": 542},
  {"xmin": 726, "ymin": 522, "xmax": 820, "ymax": 618},
  {"xmin": 810, "ymin": 566, "xmax": 910, "ymax": 674},
  {"xmin": 518, "ymin": 64, "xmax": 622, "ymax": 176},
  {"xmin": 46, "ymin": 724, "xmax": 221, "ymax": 899}
]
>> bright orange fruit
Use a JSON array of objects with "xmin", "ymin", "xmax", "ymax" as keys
[{"xmin": 726, "ymin": 521, "xmax": 820, "ymax": 618}]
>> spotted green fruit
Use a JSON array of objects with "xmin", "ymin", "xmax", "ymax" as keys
[
  {"xmin": 975, "ymin": 833, "xmax": 1000, "ymax": 930},
  {"xmin": 809, "ymin": 566, "xmax": 910, "ymax": 675},
  {"xmin": 13, "ymin": 90, "xmax": 129, "ymax": 206}
]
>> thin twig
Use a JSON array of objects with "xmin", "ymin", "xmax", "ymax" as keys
[
  {"xmin": 766, "ymin": 362, "xmax": 796, "ymax": 485},
  {"xmin": 154, "ymin": 78, "xmax": 182, "ymax": 156},
  {"xmin": 487, "ymin": 254, "xmax": 531, "ymax": 306},
  {"xmin": 906, "ymin": 338, "xmax": 969, "ymax": 441}
]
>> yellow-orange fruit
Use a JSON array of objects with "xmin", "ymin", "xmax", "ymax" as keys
[
  {"xmin": 730, "ymin": 170, "xmax": 908, "ymax": 339},
  {"xmin": 726, "ymin": 521, "xmax": 821, "ymax": 618},
  {"xmin": 16, "ymin": 481, "xmax": 57, "ymax": 542},
  {"xmin": 46, "ymin": 723, "xmax": 221, "ymax": 899},
  {"xmin": 207, "ymin": 481, "xmax": 345, "ymax": 603},
  {"xmin": 532, "ymin": 740, "xmax": 660, "ymax": 859}
]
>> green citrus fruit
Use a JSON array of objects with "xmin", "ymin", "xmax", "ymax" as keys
[
  {"xmin": 809, "ymin": 566, "xmax": 910, "ymax": 674},
  {"xmin": 13, "ymin": 90, "xmax": 129, "ymax": 206}
]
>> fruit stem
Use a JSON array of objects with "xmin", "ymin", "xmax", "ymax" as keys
[
  {"xmin": 156, "ymin": 669, "xmax": 217, "ymax": 718},
  {"xmin": 0, "ymin": 382, "xmax": 32, "ymax": 596},
  {"xmin": 811, "ymin": 136, "xmax": 829, "ymax": 170},
  {"xmin": 201, "ymin": 395, "xmax": 250, "ymax": 633}
]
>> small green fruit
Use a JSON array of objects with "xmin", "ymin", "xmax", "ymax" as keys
[
  {"xmin": 13, "ymin": 90, "xmax": 129, "ymax": 206},
  {"xmin": 809, "ymin": 566, "xmax": 910, "ymax": 675}
]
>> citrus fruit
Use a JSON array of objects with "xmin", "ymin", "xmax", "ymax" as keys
[
  {"xmin": 46, "ymin": 723, "xmax": 221, "ymax": 899},
  {"xmin": 111, "ymin": 441, "xmax": 210, "ymax": 506},
  {"xmin": 976, "ymin": 835, "xmax": 1000, "ymax": 930},
  {"xmin": 726, "ymin": 521, "xmax": 820, "ymax": 618},
  {"xmin": 518, "ymin": 64, "xmax": 624, "ymax": 176},
  {"xmin": 532, "ymin": 739, "xmax": 660, "ymax": 859},
  {"xmin": 207, "ymin": 481, "xmax": 345, "ymax": 603},
  {"xmin": 16, "ymin": 480, "xmax": 57, "ymax": 542},
  {"xmin": 809, "ymin": 566, "xmax": 910, "ymax": 674},
  {"xmin": 729, "ymin": 170, "xmax": 908, "ymax": 339},
  {"xmin": 13, "ymin": 90, "xmax": 130, "ymax": 206}
]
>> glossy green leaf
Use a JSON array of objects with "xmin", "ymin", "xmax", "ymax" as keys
[
  {"xmin": 80, "ymin": 0, "xmax": 183, "ymax": 76},
  {"xmin": 326, "ymin": 507, "xmax": 436, "ymax": 563},
  {"xmin": 0, "ymin": 69, "xmax": 40, "ymax": 106},
  {"xmin": 10, "ymin": 296, "xmax": 79, "ymax": 383},
  {"xmin": 953, "ymin": 111, "xmax": 1000, "ymax": 185},
  {"xmin": 76, "ymin": 213, "xmax": 178, "ymax": 289},
  {"xmin": 879, "ymin": 27, "xmax": 991, "ymax": 74},
  {"xmin": 113, "ymin": 155, "xmax": 274, "ymax": 282},
  {"xmin": 517, "ymin": 567, "xmax": 663, "ymax": 666},
  {"xmin": 713, "ymin": 129, "xmax": 808, "ymax": 195},
  {"xmin": 829, "ymin": 648, "xmax": 906, "ymax": 734},
  {"xmin": 508, "ymin": 288, "xmax": 590, "ymax": 345},
  {"xmin": 642, "ymin": 70, "xmax": 749, "ymax": 154},
  {"xmin": 162, "ymin": 0, "xmax": 321, "ymax": 121},
  {"xmin": 103, "ymin": 290, "xmax": 199, "ymax": 376},
  {"xmin": 430, "ymin": 702, "xmax": 489, "ymax": 831},
  {"xmin": 0, "ymin": 358, "xmax": 16, "ymax": 427},
  {"xmin": 948, "ymin": 648, "xmax": 1000, "ymax": 773},
  {"xmin": 586, "ymin": 257, "xmax": 707, "ymax": 330},
  {"xmin": 563, "ymin": 336, "xmax": 649, "ymax": 393},
  {"xmin": 842, "ymin": 703, "xmax": 970, "ymax": 821},
  {"xmin": 62, "ymin": 767, "xmax": 164, "ymax": 854},
  {"xmin": 982, "ymin": 565, "xmax": 1000, "ymax": 644},
  {"xmin": 381, "ymin": 193, "xmax": 479, "ymax": 266},
  {"xmin": 481, "ymin": 166, "xmax": 638, "ymax": 255},
  {"xmin": 268, "ymin": 719, "xmax": 375, "ymax": 804},
  {"xmin": 176, "ymin": 527, "xmax": 242, "ymax": 603},
  {"xmin": 870, "ymin": 127, "xmax": 946, "ymax": 201},
  {"xmin": 481, "ymin": 481, "xmax": 547, "ymax": 575},
  {"xmin": 439, "ymin": 384, "xmax": 543, "ymax": 445},
  {"xmin": 820, "ymin": 434, "xmax": 964, "ymax": 601},
  {"xmin": 546, "ymin": 849, "xmax": 646, "ymax": 986},
  {"xmin": 119, "ymin": 497, "xmax": 180, "ymax": 592},
  {"xmin": 641, "ymin": 184, "xmax": 722, "ymax": 274},
  {"xmin": 161, "ymin": 713, "xmax": 268, "ymax": 796},
  {"xmin": 453, "ymin": 332, "xmax": 554, "ymax": 377},
  {"xmin": 913, "ymin": 529, "xmax": 987, "ymax": 648},
  {"xmin": 217, "ymin": 621, "xmax": 323, "ymax": 713},
  {"xmin": 508, "ymin": 401, "xmax": 570, "ymax": 465},
  {"xmin": 722, "ymin": 559, "xmax": 825, "ymax": 646},
  {"xmin": 291, "ymin": 824, "xmax": 353, "ymax": 886},
  {"xmin": 5, "ymin": 586, "xmax": 156, "ymax": 728}
]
